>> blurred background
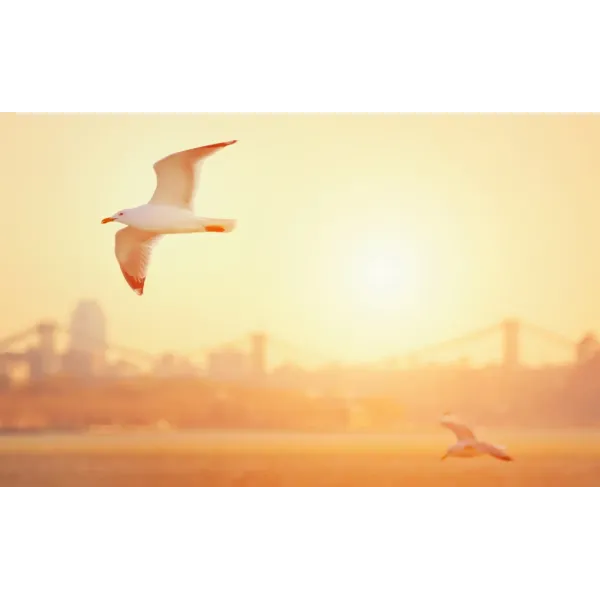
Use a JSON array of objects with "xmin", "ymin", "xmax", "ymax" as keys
[{"xmin": 2, "ymin": 113, "xmax": 600, "ymax": 485}]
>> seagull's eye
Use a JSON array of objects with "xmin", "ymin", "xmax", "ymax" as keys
[{"xmin": 118, "ymin": 212, "xmax": 124, "ymax": 216}]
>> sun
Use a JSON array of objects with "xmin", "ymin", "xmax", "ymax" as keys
[
  {"xmin": 352, "ymin": 242, "xmax": 424, "ymax": 310},
  {"xmin": 363, "ymin": 256, "xmax": 404, "ymax": 291}
]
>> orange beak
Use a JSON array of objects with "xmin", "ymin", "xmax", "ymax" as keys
[{"xmin": 101, "ymin": 217, "xmax": 115, "ymax": 224}]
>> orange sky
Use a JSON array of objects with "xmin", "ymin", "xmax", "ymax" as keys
[{"xmin": 1, "ymin": 113, "xmax": 599, "ymax": 365}]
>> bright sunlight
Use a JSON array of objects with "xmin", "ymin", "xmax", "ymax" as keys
[{"xmin": 351, "ymin": 241, "xmax": 424, "ymax": 311}]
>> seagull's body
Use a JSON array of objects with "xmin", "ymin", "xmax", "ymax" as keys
[
  {"xmin": 440, "ymin": 413, "xmax": 514, "ymax": 462},
  {"xmin": 101, "ymin": 140, "xmax": 237, "ymax": 295}
]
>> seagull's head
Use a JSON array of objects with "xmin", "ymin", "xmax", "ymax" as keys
[{"xmin": 101, "ymin": 210, "xmax": 127, "ymax": 225}]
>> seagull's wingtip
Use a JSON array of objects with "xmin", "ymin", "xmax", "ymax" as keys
[
  {"xmin": 120, "ymin": 269, "xmax": 145, "ymax": 296},
  {"xmin": 497, "ymin": 454, "xmax": 514, "ymax": 462}
]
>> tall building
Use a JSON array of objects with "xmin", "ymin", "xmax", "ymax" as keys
[{"xmin": 64, "ymin": 300, "xmax": 108, "ymax": 377}]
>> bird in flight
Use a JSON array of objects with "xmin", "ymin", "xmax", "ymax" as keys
[
  {"xmin": 101, "ymin": 140, "xmax": 238, "ymax": 295},
  {"xmin": 440, "ymin": 413, "xmax": 514, "ymax": 462}
]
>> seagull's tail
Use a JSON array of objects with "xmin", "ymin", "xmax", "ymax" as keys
[{"xmin": 199, "ymin": 218, "xmax": 237, "ymax": 233}]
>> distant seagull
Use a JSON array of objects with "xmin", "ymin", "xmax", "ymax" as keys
[
  {"xmin": 101, "ymin": 140, "xmax": 238, "ymax": 295},
  {"xmin": 440, "ymin": 413, "xmax": 514, "ymax": 462}
]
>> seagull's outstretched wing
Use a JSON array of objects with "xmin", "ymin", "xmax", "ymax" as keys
[
  {"xmin": 440, "ymin": 413, "xmax": 476, "ymax": 441},
  {"xmin": 476, "ymin": 441, "xmax": 514, "ymax": 462},
  {"xmin": 115, "ymin": 227, "xmax": 162, "ymax": 296},
  {"xmin": 149, "ymin": 140, "xmax": 237, "ymax": 211}
]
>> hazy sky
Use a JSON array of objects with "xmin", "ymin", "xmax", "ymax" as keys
[{"xmin": 2, "ymin": 113, "xmax": 600, "ymax": 365}]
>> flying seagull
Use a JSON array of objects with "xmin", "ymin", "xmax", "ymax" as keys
[
  {"xmin": 101, "ymin": 140, "xmax": 237, "ymax": 295},
  {"xmin": 440, "ymin": 413, "xmax": 514, "ymax": 462}
]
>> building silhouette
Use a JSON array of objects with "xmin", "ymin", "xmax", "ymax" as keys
[
  {"xmin": 63, "ymin": 300, "xmax": 108, "ymax": 377},
  {"xmin": 207, "ymin": 348, "xmax": 246, "ymax": 382}
]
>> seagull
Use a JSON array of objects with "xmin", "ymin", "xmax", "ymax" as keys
[
  {"xmin": 101, "ymin": 140, "xmax": 238, "ymax": 295},
  {"xmin": 440, "ymin": 413, "xmax": 514, "ymax": 462}
]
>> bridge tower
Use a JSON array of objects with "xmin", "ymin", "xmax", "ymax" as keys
[
  {"xmin": 576, "ymin": 332, "xmax": 599, "ymax": 365},
  {"xmin": 35, "ymin": 321, "xmax": 58, "ymax": 378},
  {"xmin": 501, "ymin": 319, "xmax": 520, "ymax": 371},
  {"xmin": 249, "ymin": 332, "xmax": 267, "ymax": 384}
]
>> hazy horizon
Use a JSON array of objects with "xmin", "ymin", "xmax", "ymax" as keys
[{"xmin": 2, "ymin": 113, "xmax": 600, "ymax": 366}]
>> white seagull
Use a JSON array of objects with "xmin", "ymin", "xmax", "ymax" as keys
[
  {"xmin": 440, "ymin": 413, "xmax": 514, "ymax": 462},
  {"xmin": 101, "ymin": 140, "xmax": 238, "ymax": 295}
]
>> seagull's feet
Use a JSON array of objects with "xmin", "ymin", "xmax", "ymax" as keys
[{"xmin": 205, "ymin": 225, "xmax": 226, "ymax": 232}]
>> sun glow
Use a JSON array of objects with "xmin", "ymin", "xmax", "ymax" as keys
[{"xmin": 352, "ymin": 242, "xmax": 425, "ymax": 310}]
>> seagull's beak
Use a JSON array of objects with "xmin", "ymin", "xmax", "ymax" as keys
[{"xmin": 101, "ymin": 217, "xmax": 115, "ymax": 224}]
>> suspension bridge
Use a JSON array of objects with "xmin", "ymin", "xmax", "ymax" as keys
[
  {"xmin": 392, "ymin": 318, "xmax": 579, "ymax": 368},
  {"xmin": 0, "ymin": 313, "xmax": 590, "ymax": 386}
]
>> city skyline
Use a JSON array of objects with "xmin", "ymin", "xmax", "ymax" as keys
[
  {"xmin": 4, "ymin": 295, "xmax": 600, "ymax": 437},
  {"xmin": 0, "ymin": 296, "xmax": 591, "ymax": 372},
  {"xmin": 3, "ymin": 114, "xmax": 600, "ymax": 363}
]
